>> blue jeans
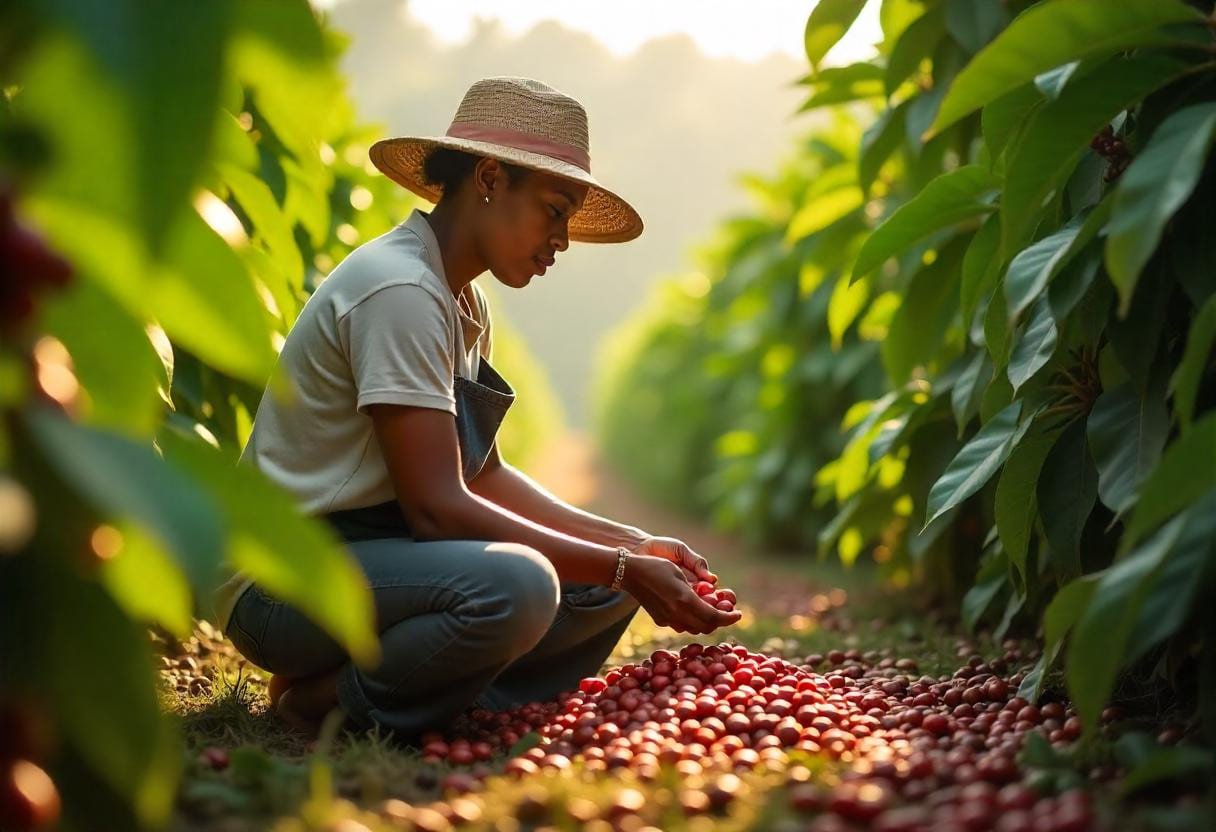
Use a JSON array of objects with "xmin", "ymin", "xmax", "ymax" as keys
[{"xmin": 225, "ymin": 538, "xmax": 640, "ymax": 738}]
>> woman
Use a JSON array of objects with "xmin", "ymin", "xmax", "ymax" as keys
[{"xmin": 218, "ymin": 77, "xmax": 740, "ymax": 739}]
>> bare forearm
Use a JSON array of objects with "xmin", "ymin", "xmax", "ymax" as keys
[
  {"xmin": 469, "ymin": 462, "xmax": 649, "ymax": 550},
  {"xmin": 416, "ymin": 487, "xmax": 620, "ymax": 585}
]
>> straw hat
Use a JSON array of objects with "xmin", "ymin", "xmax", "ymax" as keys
[{"xmin": 369, "ymin": 76, "xmax": 643, "ymax": 244}]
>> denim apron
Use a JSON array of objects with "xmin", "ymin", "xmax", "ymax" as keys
[{"xmin": 322, "ymin": 359, "xmax": 515, "ymax": 542}]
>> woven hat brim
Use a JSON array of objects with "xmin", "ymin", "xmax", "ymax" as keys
[{"xmin": 369, "ymin": 136, "xmax": 643, "ymax": 244}]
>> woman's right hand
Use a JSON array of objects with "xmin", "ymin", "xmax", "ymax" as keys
[{"xmin": 619, "ymin": 555, "xmax": 741, "ymax": 634}]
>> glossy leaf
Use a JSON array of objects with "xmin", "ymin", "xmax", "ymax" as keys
[
  {"xmin": 859, "ymin": 102, "xmax": 909, "ymax": 194},
  {"xmin": 852, "ymin": 165, "xmax": 998, "ymax": 281},
  {"xmin": 882, "ymin": 237, "xmax": 966, "ymax": 384},
  {"xmin": 1034, "ymin": 61, "xmax": 1080, "ymax": 100},
  {"xmin": 1106, "ymin": 103, "xmax": 1216, "ymax": 314},
  {"xmin": 980, "ymin": 84, "xmax": 1042, "ymax": 164},
  {"xmin": 37, "ymin": 0, "xmax": 232, "ymax": 250},
  {"xmin": 944, "ymin": 0, "xmax": 1008, "ymax": 54},
  {"xmin": 1122, "ymin": 415, "xmax": 1216, "ymax": 550},
  {"xmin": 98, "ymin": 521, "xmax": 194, "ymax": 638},
  {"xmin": 1018, "ymin": 573, "xmax": 1099, "ymax": 701},
  {"xmin": 1004, "ymin": 213, "xmax": 1087, "ymax": 323},
  {"xmin": 24, "ymin": 408, "xmax": 225, "ymax": 592},
  {"xmin": 951, "ymin": 350, "xmax": 992, "ymax": 436},
  {"xmin": 1087, "ymin": 381, "xmax": 1170, "ymax": 516},
  {"xmin": 962, "ymin": 549, "xmax": 1008, "ymax": 631},
  {"xmin": 804, "ymin": 0, "xmax": 868, "ymax": 71},
  {"xmin": 1007, "ymin": 296, "xmax": 1057, "ymax": 393},
  {"xmin": 924, "ymin": 401, "xmax": 1025, "ymax": 528},
  {"xmin": 158, "ymin": 431, "xmax": 380, "ymax": 666},
  {"xmin": 885, "ymin": 4, "xmax": 946, "ymax": 94},
  {"xmin": 1036, "ymin": 419, "xmax": 1098, "ymax": 578},
  {"xmin": 798, "ymin": 63, "xmax": 886, "ymax": 112},
  {"xmin": 1123, "ymin": 490, "xmax": 1216, "ymax": 667},
  {"xmin": 38, "ymin": 280, "xmax": 165, "ymax": 438},
  {"xmin": 960, "ymin": 213, "xmax": 1002, "ymax": 330},
  {"xmin": 1171, "ymin": 294, "xmax": 1216, "ymax": 432},
  {"xmin": 786, "ymin": 186, "xmax": 864, "ymax": 244},
  {"xmin": 1001, "ymin": 54, "xmax": 1189, "ymax": 254},
  {"xmin": 1067, "ymin": 506, "xmax": 1198, "ymax": 731},
  {"xmin": 930, "ymin": 0, "xmax": 1201, "ymax": 133},
  {"xmin": 995, "ymin": 422, "xmax": 1057, "ymax": 581}
]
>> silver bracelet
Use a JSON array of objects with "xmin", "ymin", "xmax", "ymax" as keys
[{"xmin": 610, "ymin": 546, "xmax": 630, "ymax": 591}]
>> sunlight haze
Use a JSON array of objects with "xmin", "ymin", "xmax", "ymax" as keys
[{"xmin": 318, "ymin": 0, "xmax": 883, "ymax": 64}]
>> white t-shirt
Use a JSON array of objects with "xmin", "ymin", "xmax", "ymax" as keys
[{"xmin": 214, "ymin": 209, "xmax": 493, "ymax": 627}]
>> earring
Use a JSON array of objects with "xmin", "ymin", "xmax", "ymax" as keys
[{"xmin": 483, "ymin": 195, "xmax": 490, "ymax": 204}]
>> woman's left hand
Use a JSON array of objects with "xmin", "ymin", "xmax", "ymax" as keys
[{"xmin": 630, "ymin": 536, "xmax": 716, "ymax": 585}]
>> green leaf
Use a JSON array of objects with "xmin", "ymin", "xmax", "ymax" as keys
[
  {"xmin": 1007, "ymin": 297, "xmax": 1058, "ymax": 393},
  {"xmin": 885, "ymin": 4, "xmax": 946, "ymax": 95},
  {"xmin": 852, "ymin": 165, "xmax": 998, "ymax": 281},
  {"xmin": 1171, "ymin": 295, "xmax": 1216, "ymax": 432},
  {"xmin": 1036, "ymin": 419, "xmax": 1098, "ymax": 579},
  {"xmin": 880, "ymin": 0, "xmax": 925, "ymax": 49},
  {"xmin": 882, "ymin": 237, "xmax": 966, "ymax": 384},
  {"xmin": 995, "ymin": 422, "xmax": 1057, "ymax": 581},
  {"xmin": 828, "ymin": 273, "xmax": 871, "ymax": 349},
  {"xmin": 219, "ymin": 162, "xmax": 305, "ymax": 292},
  {"xmin": 960, "ymin": 213, "xmax": 1002, "ymax": 331},
  {"xmin": 804, "ymin": 0, "xmax": 868, "ymax": 70},
  {"xmin": 945, "ymin": 0, "xmax": 1008, "ymax": 54},
  {"xmin": 23, "ymin": 408, "xmax": 225, "ymax": 592},
  {"xmin": 1001, "ymin": 53, "xmax": 1190, "ymax": 255},
  {"xmin": 1004, "ymin": 213, "xmax": 1087, "ymax": 323},
  {"xmin": 930, "ymin": 0, "xmax": 1202, "ymax": 134},
  {"xmin": 1087, "ymin": 380, "xmax": 1170, "ymax": 516},
  {"xmin": 981, "ymin": 84, "xmax": 1043, "ymax": 163},
  {"xmin": 38, "ymin": 280, "xmax": 164, "ymax": 438},
  {"xmin": 98, "ymin": 521, "xmax": 194, "ymax": 638},
  {"xmin": 1068, "ymin": 508, "xmax": 1192, "ymax": 731},
  {"xmin": 860, "ymin": 102, "xmax": 909, "ymax": 195},
  {"xmin": 151, "ymin": 210, "xmax": 278, "ymax": 384},
  {"xmin": 983, "ymin": 283, "xmax": 1012, "ymax": 370},
  {"xmin": 1034, "ymin": 61, "xmax": 1081, "ymax": 100},
  {"xmin": 951, "ymin": 350, "xmax": 992, "ymax": 436},
  {"xmin": 1118, "ymin": 737, "xmax": 1216, "ymax": 797},
  {"xmin": 1019, "ymin": 572, "xmax": 1100, "ymax": 701},
  {"xmin": 1106, "ymin": 103, "xmax": 1216, "ymax": 315},
  {"xmin": 924, "ymin": 401, "xmax": 1025, "ymax": 528},
  {"xmin": 1048, "ymin": 244, "xmax": 1103, "ymax": 324},
  {"xmin": 963, "ymin": 548, "xmax": 1008, "ymax": 632},
  {"xmin": 1122, "ymin": 414, "xmax": 1216, "ymax": 550},
  {"xmin": 798, "ymin": 63, "xmax": 886, "ymax": 112},
  {"xmin": 229, "ymin": 0, "xmax": 338, "ymax": 162},
  {"xmin": 158, "ymin": 431, "xmax": 380, "ymax": 666},
  {"xmin": 40, "ymin": 0, "xmax": 233, "ymax": 251},
  {"xmin": 1124, "ymin": 490, "xmax": 1216, "ymax": 666},
  {"xmin": 786, "ymin": 186, "xmax": 865, "ymax": 245}
]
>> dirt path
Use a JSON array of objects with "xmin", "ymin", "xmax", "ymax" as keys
[{"xmin": 528, "ymin": 431, "xmax": 837, "ymax": 620}]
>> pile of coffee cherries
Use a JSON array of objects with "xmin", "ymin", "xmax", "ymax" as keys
[
  {"xmin": 418, "ymin": 643, "xmax": 1101, "ymax": 830},
  {"xmin": 694, "ymin": 580, "xmax": 737, "ymax": 612}
]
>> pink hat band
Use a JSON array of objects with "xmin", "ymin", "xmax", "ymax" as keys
[{"xmin": 445, "ymin": 122, "xmax": 592, "ymax": 174}]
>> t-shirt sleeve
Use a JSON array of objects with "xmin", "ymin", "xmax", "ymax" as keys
[{"xmin": 341, "ymin": 283, "xmax": 457, "ymax": 415}]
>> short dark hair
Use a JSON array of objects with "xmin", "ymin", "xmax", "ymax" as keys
[{"xmin": 421, "ymin": 147, "xmax": 531, "ymax": 196}]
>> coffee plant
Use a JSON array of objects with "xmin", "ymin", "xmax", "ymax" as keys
[
  {"xmin": 598, "ymin": 0, "xmax": 1216, "ymax": 747},
  {"xmin": 0, "ymin": 1, "xmax": 559, "ymax": 828}
]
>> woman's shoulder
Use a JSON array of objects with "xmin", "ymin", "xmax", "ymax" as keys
[{"xmin": 324, "ymin": 230, "xmax": 452, "ymax": 313}]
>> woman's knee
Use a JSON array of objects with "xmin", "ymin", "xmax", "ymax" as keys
[{"xmin": 481, "ymin": 542, "xmax": 561, "ymax": 648}]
